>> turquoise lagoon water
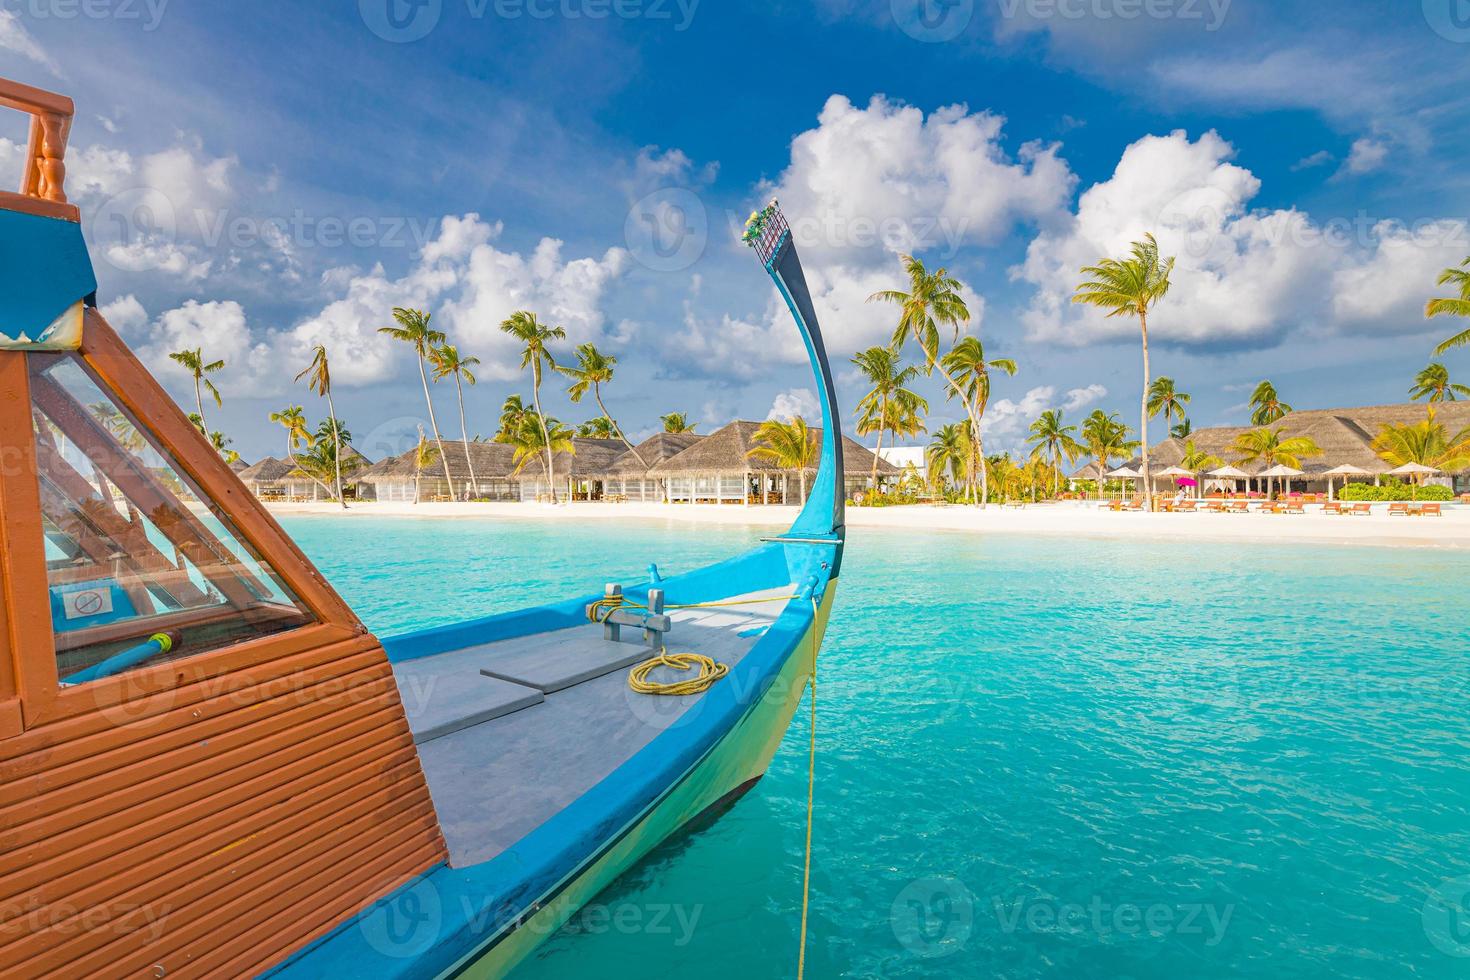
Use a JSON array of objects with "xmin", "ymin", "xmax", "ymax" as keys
[{"xmin": 282, "ymin": 517, "xmax": 1470, "ymax": 978}]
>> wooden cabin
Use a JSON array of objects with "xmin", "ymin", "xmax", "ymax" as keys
[{"xmin": 0, "ymin": 77, "xmax": 445, "ymax": 976}]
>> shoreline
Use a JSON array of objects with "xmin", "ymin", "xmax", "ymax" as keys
[{"xmin": 262, "ymin": 500, "xmax": 1470, "ymax": 550}]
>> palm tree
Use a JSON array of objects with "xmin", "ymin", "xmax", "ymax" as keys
[
  {"xmin": 557, "ymin": 343, "xmax": 645, "ymax": 468},
  {"xmin": 428, "ymin": 343, "xmax": 482, "ymax": 499},
  {"xmin": 1147, "ymin": 377, "xmax": 1191, "ymax": 431},
  {"xmin": 661, "ymin": 412, "xmax": 696, "ymax": 433},
  {"xmin": 1231, "ymin": 427, "xmax": 1322, "ymax": 497},
  {"xmin": 576, "ymin": 417, "xmax": 618, "ymax": 438},
  {"xmin": 1081, "ymin": 410, "xmax": 1139, "ymax": 500},
  {"xmin": 1026, "ymin": 409, "xmax": 1084, "ymax": 498},
  {"xmin": 295, "ymin": 420, "xmax": 360, "ymax": 498},
  {"xmin": 497, "ymin": 395, "xmax": 531, "ymax": 440},
  {"xmin": 1427, "ymin": 256, "xmax": 1470, "ymax": 355},
  {"xmin": 940, "ymin": 337, "xmax": 1016, "ymax": 506},
  {"xmin": 295, "ymin": 344, "xmax": 346, "ymax": 508},
  {"xmin": 1372, "ymin": 408, "xmax": 1470, "ymax": 481},
  {"xmin": 268, "ymin": 405, "xmax": 326, "ymax": 494},
  {"xmin": 746, "ymin": 416, "xmax": 819, "ymax": 504},
  {"xmin": 867, "ymin": 255, "xmax": 993, "ymax": 502},
  {"xmin": 1410, "ymin": 362, "xmax": 1470, "ymax": 402},
  {"xmin": 925, "ymin": 423, "xmax": 970, "ymax": 497},
  {"xmin": 1249, "ymin": 380, "xmax": 1292, "ymax": 425},
  {"xmin": 1171, "ymin": 418, "xmax": 1193, "ymax": 439},
  {"xmin": 1072, "ymin": 233, "xmax": 1175, "ymax": 511},
  {"xmin": 852, "ymin": 346, "xmax": 929, "ymax": 491},
  {"xmin": 505, "ymin": 414, "xmax": 576, "ymax": 486},
  {"xmin": 499, "ymin": 310, "xmax": 566, "ymax": 498},
  {"xmin": 1179, "ymin": 439, "xmax": 1223, "ymax": 499},
  {"xmin": 379, "ymin": 308, "xmax": 454, "ymax": 490},
  {"xmin": 168, "ymin": 347, "xmax": 224, "ymax": 433},
  {"xmin": 411, "ymin": 426, "xmax": 439, "ymax": 505}
]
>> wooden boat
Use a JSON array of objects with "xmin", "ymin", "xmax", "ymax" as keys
[{"xmin": 0, "ymin": 76, "xmax": 844, "ymax": 978}]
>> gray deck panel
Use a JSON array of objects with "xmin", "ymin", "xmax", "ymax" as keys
[
  {"xmin": 475, "ymin": 633, "xmax": 659, "ymax": 693},
  {"xmin": 404, "ymin": 587, "xmax": 793, "ymax": 868},
  {"xmin": 392, "ymin": 652, "xmax": 545, "ymax": 744}
]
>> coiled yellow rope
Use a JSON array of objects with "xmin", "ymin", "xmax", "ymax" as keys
[{"xmin": 626, "ymin": 652, "xmax": 730, "ymax": 695}]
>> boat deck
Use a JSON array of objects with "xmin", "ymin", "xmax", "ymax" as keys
[{"xmin": 392, "ymin": 586, "xmax": 794, "ymax": 868}]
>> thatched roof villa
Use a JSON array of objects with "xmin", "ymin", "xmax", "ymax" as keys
[
  {"xmin": 239, "ymin": 452, "xmax": 375, "ymax": 500},
  {"xmin": 647, "ymin": 420, "xmax": 898, "ymax": 504},
  {"xmin": 601, "ymin": 432, "xmax": 704, "ymax": 502},
  {"xmin": 357, "ymin": 440, "xmax": 520, "ymax": 502},
  {"xmin": 1098, "ymin": 401, "xmax": 1470, "ymax": 491}
]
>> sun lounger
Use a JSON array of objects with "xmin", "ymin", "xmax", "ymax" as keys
[
  {"xmin": 1347, "ymin": 503, "xmax": 1372, "ymax": 516},
  {"xmin": 1283, "ymin": 501, "xmax": 1306, "ymax": 514},
  {"xmin": 1225, "ymin": 501, "xmax": 1248, "ymax": 514},
  {"xmin": 1321, "ymin": 502, "xmax": 1343, "ymax": 515},
  {"xmin": 1388, "ymin": 502, "xmax": 1409, "ymax": 516},
  {"xmin": 1421, "ymin": 503, "xmax": 1443, "ymax": 517},
  {"xmin": 1175, "ymin": 500, "xmax": 1198, "ymax": 513}
]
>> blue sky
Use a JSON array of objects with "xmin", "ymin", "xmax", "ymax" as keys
[{"xmin": 3, "ymin": 0, "xmax": 1469, "ymax": 462}]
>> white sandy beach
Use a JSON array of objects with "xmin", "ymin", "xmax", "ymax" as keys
[{"xmin": 263, "ymin": 499, "xmax": 1470, "ymax": 550}]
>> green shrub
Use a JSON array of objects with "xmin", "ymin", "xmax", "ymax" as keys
[{"xmin": 1338, "ymin": 482, "xmax": 1454, "ymax": 502}]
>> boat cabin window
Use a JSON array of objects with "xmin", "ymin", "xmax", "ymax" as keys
[{"xmin": 27, "ymin": 352, "xmax": 315, "ymax": 685}]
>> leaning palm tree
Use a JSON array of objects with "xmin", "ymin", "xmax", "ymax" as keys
[
  {"xmin": 1026, "ymin": 409, "xmax": 1084, "ymax": 499},
  {"xmin": 868, "ymin": 256, "xmax": 989, "ymax": 499},
  {"xmin": 660, "ymin": 412, "xmax": 696, "ymax": 433},
  {"xmin": 1072, "ymin": 233, "xmax": 1174, "ymax": 511},
  {"xmin": 852, "ymin": 346, "xmax": 929, "ymax": 492},
  {"xmin": 746, "ymin": 416, "xmax": 819, "ymax": 504},
  {"xmin": 1249, "ymin": 380, "xmax": 1292, "ymax": 425},
  {"xmin": 1410, "ymin": 362, "xmax": 1470, "ymax": 402},
  {"xmin": 295, "ymin": 344, "xmax": 346, "ymax": 509},
  {"xmin": 428, "ymin": 343, "xmax": 483, "ymax": 499},
  {"xmin": 499, "ymin": 311, "xmax": 566, "ymax": 498},
  {"xmin": 168, "ymin": 346, "xmax": 224, "ymax": 433},
  {"xmin": 1171, "ymin": 417, "xmax": 1193, "ymax": 439},
  {"xmin": 295, "ymin": 420, "xmax": 361, "ymax": 499},
  {"xmin": 379, "ymin": 308, "xmax": 453, "ymax": 490},
  {"xmin": 557, "ymin": 343, "xmax": 645, "ymax": 468},
  {"xmin": 1081, "ymin": 410, "xmax": 1139, "ymax": 500},
  {"xmin": 1231, "ymin": 427, "xmax": 1322, "ymax": 497},
  {"xmin": 1427, "ymin": 256, "xmax": 1470, "ymax": 354},
  {"xmin": 940, "ymin": 337, "xmax": 1016, "ymax": 506},
  {"xmin": 1147, "ymin": 377, "xmax": 1191, "ymax": 431}
]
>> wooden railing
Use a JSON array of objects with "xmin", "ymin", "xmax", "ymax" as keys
[{"xmin": 0, "ymin": 76, "xmax": 77, "ymax": 221}]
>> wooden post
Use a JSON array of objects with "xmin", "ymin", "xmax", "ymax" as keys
[
  {"xmin": 645, "ymin": 588, "xmax": 665, "ymax": 650},
  {"xmin": 602, "ymin": 583, "xmax": 622, "ymax": 643}
]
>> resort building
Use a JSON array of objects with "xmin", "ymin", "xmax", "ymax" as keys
[
  {"xmin": 599, "ymin": 432, "xmax": 704, "ymax": 502},
  {"xmin": 647, "ymin": 420, "xmax": 897, "ymax": 504},
  {"xmin": 357, "ymin": 440, "xmax": 521, "ymax": 502},
  {"xmin": 238, "ymin": 452, "xmax": 374, "ymax": 501},
  {"xmin": 878, "ymin": 445, "xmax": 928, "ymax": 481},
  {"xmin": 1117, "ymin": 402, "xmax": 1470, "ymax": 492},
  {"xmin": 514, "ymin": 438, "xmax": 627, "ymax": 502}
]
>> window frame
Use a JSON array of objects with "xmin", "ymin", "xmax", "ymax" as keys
[{"xmin": 0, "ymin": 309, "xmax": 365, "ymax": 735}]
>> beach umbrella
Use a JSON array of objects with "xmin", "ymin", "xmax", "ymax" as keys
[
  {"xmin": 1257, "ymin": 463, "xmax": 1304, "ymax": 497},
  {"xmin": 1207, "ymin": 464, "xmax": 1250, "ymax": 495},
  {"xmin": 1387, "ymin": 461, "xmax": 1441, "ymax": 500},
  {"xmin": 1321, "ymin": 463, "xmax": 1369, "ymax": 501},
  {"xmin": 1106, "ymin": 465, "xmax": 1141, "ymax": 501}
]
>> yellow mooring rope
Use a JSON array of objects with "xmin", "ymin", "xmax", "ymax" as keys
[
  {"xmin": 626, "ymin": 652, "xmax": 729, "ymax": 695},
  {"xmin": 796, "ymin": 596, "xmax": 818, "ymax": 980}
]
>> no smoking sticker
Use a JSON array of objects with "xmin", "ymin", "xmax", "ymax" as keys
[{"xmin": 63, "ymin": 588, "xmax": 113, "ymax": 620}]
